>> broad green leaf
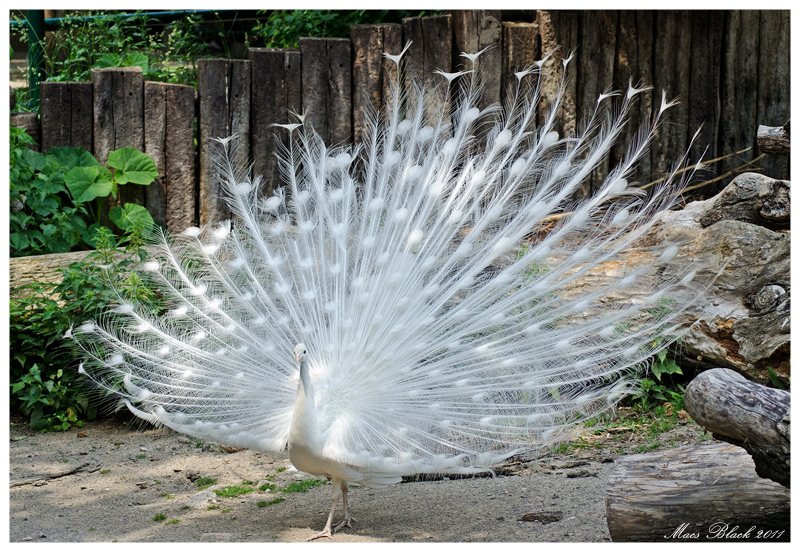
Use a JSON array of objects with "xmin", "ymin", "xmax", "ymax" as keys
[
  {"xmin": 95, "ymin": 53, "xmax": 124, "ymax": 68},
  {"xmin": 109, "ymin": 203, "xmax": 155, "ymax": 232},
  {"xmin": 20, "ymin": 148, "xmax": 48, "ymax": 171},
  {"xmin": 46, "ymin": 147, "xmax": 98, "ymax": 171},
  {"xmin": 107, "ymin": 147, "xmax": 158, "ymax": 185},
  {"xmin": 123, "ymin": 52, "xmax": 149, "ymax": 73},
  {"xmin": 64, "ymin": 166, "xmax": 114, "ymax": 203}
]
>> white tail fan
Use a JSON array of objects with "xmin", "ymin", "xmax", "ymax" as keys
[{"xmin": 72, "ymin": 45, "xmax": 707, "ymax": 537}]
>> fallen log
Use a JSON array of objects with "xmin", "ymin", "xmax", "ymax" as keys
[
  {"xmin": 606, "ymin": 442, "xmax": 790, "ymax": 542},
  {"xmin": 757, "ymin": 124, "xmax": 790, "ymax": 155},
  {"xmin": 685, "ymin": 368, "xmax": 790, "ymax": 487}
]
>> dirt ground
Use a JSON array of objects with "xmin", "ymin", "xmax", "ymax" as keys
[{"xmin": 9, "ymin": 411, "xmax": 707, "ymax": 543}]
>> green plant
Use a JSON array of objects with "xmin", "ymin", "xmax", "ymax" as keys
[
  {"xmin": 632, "ymin": 349, "xmax": 685, "ymax": 412},
  {"xmin": 38, "ymin": 11, "xmax": 158, "ymax": 83},
  {"xmin": 214, "ymin": 483, "xmax": 256, "ymax": 498},
  {"xmin": 281, "ymin": 479, "xmax": 327, "ymax": 493},
  {"xmin": 9, "ymin": 224, "xmax": 163, "ymax": 431},
  {"xmin": 152, "ymin": 513, "xmax": 166, "ymax": 522},
  {"xmin": 195, "ymin": 476, "xmax": 218, "ymax": 490},
  {"xmin": 10, "ymin": 126, "xmax": 157, "ymax": 257},
  {"xmin": 258, "ymin": 482, "xmax": 276, "ymax": 492},
  {"xmin": 252, "ymin": 10, "xmax": 431, "ymax": 48}
]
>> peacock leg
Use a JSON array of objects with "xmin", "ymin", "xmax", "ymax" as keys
[
  {"xmin": 332, "ymin": 480, "xmax": 355, "ymax": 533},
  {"xmin": 307, "ymin": 478, "xmax": 343, "ymax": 541}
]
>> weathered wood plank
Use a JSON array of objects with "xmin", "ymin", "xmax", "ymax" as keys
[
  {"xmin": 501, "ymin": 22, "xmax": 539, "ymax": 100},
  {"xmin": 402, "ymin": 15, "xmax": 453, "ymax": 121},
  {"xmin": 685, "ymin": 368, "xmax": 790, "ymax": 488},
  {"xmin": 757, "ymin": 10, "xmax": 790, "ymax": 180},
  {"xmin": 614, "ymin": 11, "xmax": 654, "ymax": 180},
  {"xmin": 40, "ymin": 81, "xmax": 93, "ymax": 152},
  {"xmin": 606, "ymin": 442, "xmax": 790, "ymax": 542},
  {"xmin": 578, "ymin": 11, "xmax": 618, "ymax": 192},
  {"xmin": 451, "ymin": 10, "xmax": 503, "ymax": 112},
  {"xmin": 300, "ymin": 37, "xmax": 352, "ymax": 146},
  {"xmin": 536, "ymin": 11, "xmax": 579, "ymax": 138},
  {"xmin": 198, "ymin": 58, "xmax": 251, "ymax": 225},
  {"xmin": 650, "ymin": 11, "xmax": 691, "ymax": 184},
  {"xmin": 144, "ymin": 81, "xmax": 197, "ymax": 232},
  {"xmin": 92, "ymin": 67, "xmax": 145, "ymax": 207},
  {"xmin": 688, "ymin": 11, "xmax": 724, "ymax": 174},
  {"xmin": 250, "ymin": 47, "xmax": 302, "ymax": 195},
  {"xmin": 351, "ymin": 24, "xmax": 402, "ymax": 143},
  {"xmin": 719, "ymin": 11, "xmax": 760, "ymax": 178}
]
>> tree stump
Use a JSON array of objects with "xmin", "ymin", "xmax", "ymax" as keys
[
  {"xmin": 606, "ymin": 442, "xmax": 790, "ymax": 542},
  {"xmin": 685, "ymin": 368, "xmax": 790, "ymax": 487}
]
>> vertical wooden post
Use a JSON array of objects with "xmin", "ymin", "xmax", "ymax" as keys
[
  {"xmin": 650, "ymin": 11, "xmax": 692, "ymax": 183},
  {"xmin": 402, "ymin": 15, "xmax": 453, "ymax": 122},
  {"xmin": 92, "ymin": 67, "xmax": 145, "ymax": 206},
  {"xmin": 300, "ymin": 37, "xmax": 352, "ymax": 146},
  {"xmin": 577, "ymin": 11, "xmax": 619, "ymax": 191},
  {"xmin": 614, "ymin": 11, "xmax": 654, "ymax": 180},
  {"xmin": 351, "ymin": 24, "xmax": 402, "ymax": 143},
  {"xmin": 501, "ymin": 22, "xmax": 540, "ymax": 101},
  {"xmin": 249, "ymin": 48, "xmax": 302, "ymax": 196},
  {"xmin": 686, "ymin": 12, "xmax": 724, "ymax": 171},
  {"xmin": 756, "ymin": 11, "xmax": 790, "ymax": 180},
  {"xmin": 39, "ymin": 82, "xmax": 93, "ymax": 152},
  {"xmin": 451, "ymin": 11, "xmax": 503, "ymax": 111},
  {"xmin": 198, "ymin": 58, "xmax": 251, "ymax": 225},
  {"xmin": 144, "ymin": 82, "xmax": 197, "ymax": 232},
  {"xmin": 536, "ymin": 11, "xmax": 579, "ymax": 138}
]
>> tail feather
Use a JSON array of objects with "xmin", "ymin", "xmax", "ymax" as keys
[{"xmin": 73, "ymin": 46, "xmax": 708, "ymax": 470}]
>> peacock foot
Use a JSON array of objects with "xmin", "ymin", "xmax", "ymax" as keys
[
  {"xmin": 307, "ymin": 529, "xmax": 333, "ymax": 541},
  {"xmin": 333, "ymin": 515, "xmax": 355, "ymax": 533}
]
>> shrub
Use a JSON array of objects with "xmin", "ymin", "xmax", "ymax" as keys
[
  {"xmin": 10, "ymin": 127, "xmax": 157, "ymax": 257},
  {"xmin": 10, "ymin": 225, "xmax": 163, "ymax": 431}
]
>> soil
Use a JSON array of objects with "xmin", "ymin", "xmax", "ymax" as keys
[{"xmin": 9, "ymin": 410, "xmax": 708, "ymax": 543}]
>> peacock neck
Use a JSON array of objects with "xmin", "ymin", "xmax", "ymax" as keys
[{"xmin": 289, "ymin": 357, "xmax": 321, "ymax": 450}]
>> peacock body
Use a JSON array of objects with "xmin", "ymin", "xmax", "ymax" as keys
[{"xmin": 73, "ymin": 46, "xmax": 705, "ymax": 538}]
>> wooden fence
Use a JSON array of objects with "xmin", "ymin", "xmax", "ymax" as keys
[{"xmin": 10, "ymin": 11, "xmax": 790, "ymax": 231}]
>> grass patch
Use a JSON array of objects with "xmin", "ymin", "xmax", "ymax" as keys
[
  {"xmin": 214, "ymin": 483, "xmax": 256, "ymax": 498},
  {"xmin": 160, "ymin": 492, "xmax": 175, "ymax": 500},
  {"xmin": 99, "ymin": 468, "xmax": 111, "ymax": 475},
  {"xmin": 258, "ymin": 482, "xmax": 277, "ymax": 492},
  {"xmin": 165, "ymin": 518, "xmax": 180, "ymax": 525},
  {"xmin": 282, "ymin": 479, "xmax": 327, "ymax": 493},
  {"xmin": 275, "ymin": 466, "xmax": 287, "ymax": 473},
  {"xmin": 195, "ymin": 476, "xmax": 218, "ymax": 490},
  {"xmin": 207, "ymin": 504, "xmax": 220, "ymax": 511},
  {"xmin": 152, "ymin": 513, "xmax": 166, "ymax": 522},
  {"xmin": 257, "ymin": 497, "xmax": 285, "ymax": 508}
]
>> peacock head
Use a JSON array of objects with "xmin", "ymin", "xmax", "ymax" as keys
[{"xmin": 293, "ymin": 343, "xmax": 307, "ymax": 364}]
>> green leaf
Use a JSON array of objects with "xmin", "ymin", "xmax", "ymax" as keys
[
  {"xmin": 123, "ymin": 52, "xmax": 149, "ymax": 73},
  {"xmin": 107, "ymin": 147, "xmax": 158, "ymax": 185},
  {"xmin": 109, "ymin": 203, "xmax": 155, "ymax": 232},
  {"xmin": 20, "ymin": 148, "xmax": 48, "ymax": 171},
  {"xmin": 46, "ymin": 147, "xmax": 98, "ymax": 170},
  {"xmin": 95, "ymin": 53, "xmax": 124, "ymax": 68},
  {"xmin": 64, "ymin": 166, "xmax": 114, "ymax": 203}
]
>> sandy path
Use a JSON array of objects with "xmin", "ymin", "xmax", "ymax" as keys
[{"xmin": 9, "ymin": 415, "xmax": 700, "ymax": 542}]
